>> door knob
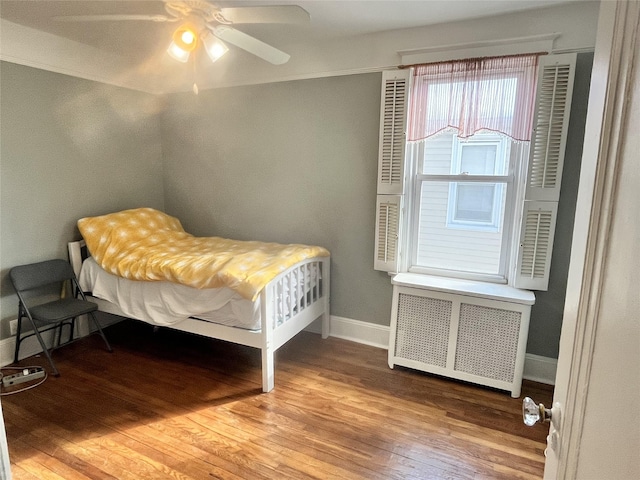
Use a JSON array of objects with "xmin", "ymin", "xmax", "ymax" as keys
[
  {"xmin": 523, "ymin": 397, "xmax": 562, "ymax": 456},
  {"xmin": 523, "ymin": 396, "xmax": 554, "ymax": 426}
]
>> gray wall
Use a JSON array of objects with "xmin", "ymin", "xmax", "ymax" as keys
[
  {"xmin": 160, "ymin": 73, "xmax": 394, "ymax": 326},
  {"xmin": 161, "ymin": 56, "xmax": 593, "ymax": 358},
  {"xmin": 0, "ymin": 62, "xmax": 165, "ymax": 338}
]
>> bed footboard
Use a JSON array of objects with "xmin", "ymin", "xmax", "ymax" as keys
[{"xmin": 259, "ymin": 255, "xmax": 330, "ymax": 392}]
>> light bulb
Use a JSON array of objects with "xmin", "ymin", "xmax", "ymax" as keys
[
  {"xmin": 172, "ymin": 24, "xmax": 198, "ymax": 52},
  {"xmin": 181, "ymin": 30, "xmax": 195, "ymax": 46}
]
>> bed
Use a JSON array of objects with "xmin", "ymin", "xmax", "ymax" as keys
[{"xmin": 68, "ymin": 208, "xmax": 330, "ymax": 392}]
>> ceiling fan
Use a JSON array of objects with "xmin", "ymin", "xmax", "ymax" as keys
[{"xmin": 54, "ymin": 1, "xmax": 310, "ymax": 66}]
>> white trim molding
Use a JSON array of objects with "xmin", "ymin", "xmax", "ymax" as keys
[
  {"xmin": 398, "ymin": 33, "xmax": 560, "ymax": 65},
  {"xmin": 523, "ymin": 353, "xmax": 557, "ymax": 385},
  {"xmin": 327, "ymin": 315, "xmax": 556, "ymax": 385},
  {"xmin": 0, "ymin": 335, "xmax": 44, "ymax": 367},
  {"xmin": 329, "ymin": 316, "xmax": 390, "ymax": 349}
]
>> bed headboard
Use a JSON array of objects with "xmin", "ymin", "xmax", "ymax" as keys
[{"xmin": 68, "ymin": 239, "xmax": 89, "ymax": 279}]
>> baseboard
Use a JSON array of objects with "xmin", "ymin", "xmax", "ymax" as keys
[
  {"xmin": 522, "ymin": 353, "xmax": 557, "ymax": 385},
  {"xmin": 327, "ymin": 316, "xmax": 557, "ymax": 385},
  {"xmin": 328, "ymin": 316, "xmax": 390, "ymax": 349},
  {"xmin": 0, "ymin": 314, "xmax": 122, "ymax": 368},
  {"xmin": 0, "ymin": 334, "xmax": 49, "ymax": 367}
]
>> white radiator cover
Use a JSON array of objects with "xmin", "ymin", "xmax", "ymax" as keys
[{"xmin": 388, "ymin": 274, "xmax": 535, "ymax": 398}]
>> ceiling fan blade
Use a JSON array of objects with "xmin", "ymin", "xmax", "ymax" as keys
[
  {"xmin": 53, "ymin": 14, "xmax": 175, "ymax": 22},
  {"xmin": 219, "ymin": 6, "xmax": 310, "ymax": 24},
  {"xmin": 212, "ymin": 25, "xmax": 290, "ymax": 65}
]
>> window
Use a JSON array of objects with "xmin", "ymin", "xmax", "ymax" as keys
[
  {"xmin": 413, "ymin": 134, "xmax": 519, "ymax": 280},
  {"xmin": 411, "ymin": 133, "xmax": 515, "ymax": 280},
  {"xmin": 374, "ymin": 54, "xmax": 577, "ymax": 290},
  {"xmin": 448, "ymin": 135, "xmax": 509, "ymax": 231}
]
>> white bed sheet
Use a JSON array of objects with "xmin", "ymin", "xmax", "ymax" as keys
[{"xmin": 79, "ymin": 257, "xmax": 261, "ymax": 330}]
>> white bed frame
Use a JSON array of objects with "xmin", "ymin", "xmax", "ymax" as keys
[{"xmin": 68, "ymin": 239, "xmax": 330, "ymax": 392}]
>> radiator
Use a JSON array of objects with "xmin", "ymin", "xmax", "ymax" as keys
[{"xmin": 388, "ymin": 274, "xmax": 535, "ymax": 397}]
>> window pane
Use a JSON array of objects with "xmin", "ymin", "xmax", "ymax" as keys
[
  {"xmin": 460, "ymin": 145, "xmax": 497, "ymax": 174},
  {"xmin": 455, "ymin": 183, "xmax": 495, "ymax": 222},
  {"xmin": 421, "ymin": 134, "xmax": 455, "ymax": 174},
  {"xmin": 416, "ymin": 181, "xmax": 506, "ymax": 275}
]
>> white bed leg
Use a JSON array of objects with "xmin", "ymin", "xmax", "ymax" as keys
[
  {"xmin": 260, "ymin": 287, "xmax": 275, "ymax": 392},
  {"xmin": 321, "ymin": 311, "xmax": 330, "ymax": 339},
  {"xmin": 321, "ymin": 258, "xmax": 330, "ymax": 339},
  {"xmin": 261, "ymin": 348, "xmax": 275, "ymax": 393}
]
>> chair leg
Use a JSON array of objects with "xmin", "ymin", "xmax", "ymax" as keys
[
  {"xmin": 89, "ymin": 312, "xmax": 113, "ymax": 353},
  {"xmin": 26, "ymin": 317, "xmax": 60, "ymax": 376},
  {"xmin": 69, "ymin": 318, "xmax": 76, "ymax": 344},
  {"xmin": 13, "ymin": 315, "xmax": 23, "ymax": 364},
  {"xmin": 55, "ymin": 323, "xmax": 63, "ymax": 348}
]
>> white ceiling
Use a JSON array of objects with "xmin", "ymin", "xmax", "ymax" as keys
[{"xmin": 0, "ymin": 0, "xmax": 591, "ymax": 93}]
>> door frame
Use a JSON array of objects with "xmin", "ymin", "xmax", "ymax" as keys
[{"xmin": 545, "ymin": 1, "xmax": 639, "ymax": 478}]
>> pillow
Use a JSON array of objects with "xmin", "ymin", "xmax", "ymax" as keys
[{"xmin": 78, "ymin": 207, "xmax": 185, "ymax": 260}]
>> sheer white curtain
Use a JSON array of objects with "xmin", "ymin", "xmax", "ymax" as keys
[{"xmin": 407, "ymin": 54, "xmax": 540, "ymax": 142}]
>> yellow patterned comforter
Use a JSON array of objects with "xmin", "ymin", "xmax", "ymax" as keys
[{"xmin": 77, "ymin": 208, "xmax": 329, "ymax": 301}]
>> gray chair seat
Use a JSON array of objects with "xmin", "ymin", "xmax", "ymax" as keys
[{"xmin": 30, "ymin": 298, "xmax": 98, "ymax": 323}]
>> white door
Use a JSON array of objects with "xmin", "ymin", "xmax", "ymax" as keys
[
  {"xmin": 0, "ymin": 400, "xmax": 11, "ymax": 480},
  {"xmin": 542, "ymin": 1, "xmax": 640, "ymax": 479}
]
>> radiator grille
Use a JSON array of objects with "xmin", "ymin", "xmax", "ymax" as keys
[
  {"xmin": 454, "ymin": 303, "xmax": 521, "ymax": 382},
  {"xmin": 395, "ymin": 294, "xmax": 451, "ymax": 367}
]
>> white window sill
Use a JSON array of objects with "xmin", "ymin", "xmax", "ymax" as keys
[{"xmin": 391, "ymin": 273, "xmax": 535, "ymax": 306}]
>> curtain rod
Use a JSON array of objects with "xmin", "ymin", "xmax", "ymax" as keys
[{"xmin": 397, "ymin": 51, "xmax": 549, "ymax": 70}]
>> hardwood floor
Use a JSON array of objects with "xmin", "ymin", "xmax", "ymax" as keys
[{"xmin": 2, "ymin": 319, "xmax": 553, "ymax": 479}]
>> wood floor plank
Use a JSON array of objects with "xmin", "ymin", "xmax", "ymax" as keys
[
  {"xmin": 42, "ymin": 368, "xmax": 312, "ymax": 480},
  {"xmin": 5, "ymin": 463, "xmax": 46, "ymax": 480},
  {"xmin": 210, "ymin": 399, "xmax": 463, "ymax": 480},
  {"xmin": 11, "ymin": 433, "xmax": 119, "ymax": 480},
  {"xmin": 4, "ymin": 402, "xmax": 172, "ymax": 480},
  {"xmin": 12, "ymin": 377, "xmax": 276, "ymax": 480},
  {"xmin": 257, "ymin": 367, "xmax": 544, "ymax": 478},
  {"xmin": 2, "ymin": 320, "xmax": 553, "ymax": 479},
  {"xmin": 6, "ymin": 437, "xmax": 90, "ymax": 480}
]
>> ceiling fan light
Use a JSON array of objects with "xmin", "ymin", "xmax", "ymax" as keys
[
  {"xmin": 167, "ymin": 41, "xmax": 190, "ymax": 63},
  {"xmin": 203, "ymin": 35, "xmax": 229, "ymax": 63},
  {"xmin": 172, "ymin": 24, "xmax": 198, "ymax": 52},
  {"xmin": 181, "ymin": 30, "xmax": 195, "ymax": 46}
]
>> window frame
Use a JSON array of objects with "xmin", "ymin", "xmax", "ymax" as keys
[
  {"xmin": 405, "ymin": 134, "xmax": 523, "ymax": 283},
  {"xmin": 446, "ymin": 134, "xmax": 510, "ymax": 232}
]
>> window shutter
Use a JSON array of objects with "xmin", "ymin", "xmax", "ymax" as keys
[
  {"xmin": 375, "ymin": 70, "xmax": 410, "ymax": 272},
  {"xmin": 374, "ymin": 195, "xmax": 402, "ymax": 272},
  {"xmin": 377, "ymin": 70, "xmax": 410, "ymax": 195},
  {"xmin": 514, "ymin": 53, "xmax": 576, "ymax": 290},
  {"xmin": 516, "ymin": 201, "xmax": 559, "ymax": 289}
]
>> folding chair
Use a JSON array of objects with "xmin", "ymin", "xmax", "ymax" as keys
[{"xmin": 9, "ymin": 259, "xmax": 112, "ymax": 375}]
